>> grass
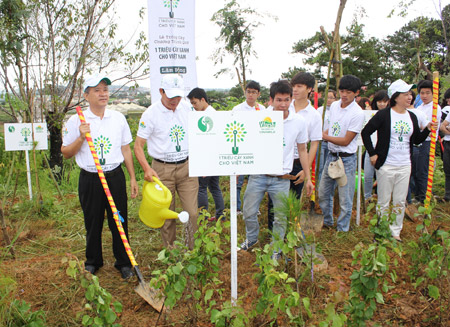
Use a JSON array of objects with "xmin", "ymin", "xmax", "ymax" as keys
[{"xmin": 0, "ymin": 147, "xmax": 450, "ymax": 325}]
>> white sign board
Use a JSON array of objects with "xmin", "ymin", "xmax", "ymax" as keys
[
  {"xmin": 188, "ymin": 111, "xmax": 284, "ymax": 176},
  {"xmin": 357, "ymin": 110, "xmax": 378, "ymax": 146},
  {"xmin": 148, "ymin": 0, "xmax": 197, "ymax": 102},
  {"xmin": 4, "ymin": 123, "xmax": 48, "ymax": 151}
]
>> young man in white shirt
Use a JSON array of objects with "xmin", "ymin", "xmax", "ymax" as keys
[
  {"xmin": 410, "ymin": 79, "xmax": 442, "ymax": 203},
  {"xmin": 289, "ymin": 72, "xmax": 323, "ymax": 196},
  {"xmin": 232, "ymin": 80, "xmax": 266, "ymax": 214},
  {"xmin": 134, "ymin": 74, "xmax": 199, "ymax": 249},
  {"xmin": 61, "ymin": 75, "xmax": 138, "ymax": 279},
  {"xmin": 240, "ymin": 80, "xmax": 313, "ymax": 258},
  {"xmin": 319, "ymin": 75, "xmax": 365, "ymax": 232},
  {"xmin": 440, "ymin": 110, "xmax": 450, "ymax": 201},
  {"xmin": 187, "ymin": 87, "xmax": 225, "ymax": 221}
]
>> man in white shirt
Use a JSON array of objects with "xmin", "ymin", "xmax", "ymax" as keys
[
  {"xmin": 319, "ymin": 75, "xmax": 365, "ymax": 232},
  {"xmin": 440, "ymin": 108, "xmax": 450, "ymax": 201},
  {"xmin": 289, "ymin": 72, "xmax": 323, "ymax": 196},
  {"xmin": 134, "ymin": 74, "xmax": 199, "ymax": 249},
  {"xmin": 410, "ymin": 79, "xmax": 442, "ymax": 203},
  {"xmin": 61, "ymin": 75, "xmax": 138, "ymax": 279},
  {"xmin": 232, "ymin": 80, "xmax": 266, "ymax": 214},
  {"xmin": 187, "ymin": 87, "xmax": 225, "ymax": 221},
  {"xmin": 239, "ymin": 80, "xmax": 313, "ymax": 259}
]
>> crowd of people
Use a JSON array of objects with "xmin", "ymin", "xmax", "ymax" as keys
[{"xmin": 61, "ymin": 72, "xmax": 450, "ymax": 277}]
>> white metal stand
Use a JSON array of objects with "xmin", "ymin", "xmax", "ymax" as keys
[
  {"xmin": 25, "ymin": 150, "xmax": 33, "ymax": 200},
  {"xmin": 230, "ymin": 175, "xmax": 238, "ymax": 305}
]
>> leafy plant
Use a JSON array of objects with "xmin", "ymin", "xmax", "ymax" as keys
[
  {"xmin": 150, "ymin": 217, "xmax": 229, "ymax": 324},
  {"xmin": 63, "ymin": 257, "xmax": 123, "ymax": 327},
  {"xmin": 6, "ymin": 299, "xmax": 46, "ymax": 327},
  {"xmin": 346, "ymin": 210, "xmax": 401, "ymax": 326},
  {"xmin": 408, "ymin": 204, "xmax": 450, "ymax": 325}
]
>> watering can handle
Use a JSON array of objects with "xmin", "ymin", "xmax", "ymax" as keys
[{"xmin": 147, "ymin": 177, "xmax": 169, "ymax": 197}]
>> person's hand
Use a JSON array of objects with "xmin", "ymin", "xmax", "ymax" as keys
[
  {"xmin": 305, "ymin": 180, "xmax": 314, "ymax": 197},
  {"xmin": 130, "ymin": 179, "xmax": 138, "ymax": 199},
  {"xmin": 427, "ymin": 121, "xmax": 438, "ymax": 131},
  {"xmin": 370, "ymin": 154, "xmax": 378, "ymax": 167},
  {"xmin": 293, "ymin": 170, "xmax": 305, "ymax": 185},
  {"xmin": 144, "ymin": 167, "xmax": 159, "ymax": 182},
  {"xmin": 79, "ymin": 122, "xmax": 90, "ymax": 138},
  {"xmin": 322, "ymin": 129, "xmax": 329, "ymax": 142}
]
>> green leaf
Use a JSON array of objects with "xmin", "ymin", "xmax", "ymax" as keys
[
  {"xmin": 82, "ymin": 315, "xmax": 93, "ymax": 326},
  {"xmin": 428, "ymin": 285, "xmax": 440, "ymax": 299},
  {"xmin": 204, "ymin": 289, "xmax": 214, "ymax": 302},
  {"xmin": 113, "ymin": 301, "xmax": 123, "ymax": 313},
  {"xmin": 105, "ymin": 308, "xmax": 116, "ymax": 324},
  {"xmin": 302, "ymin": 297, "xmax": 312, "ymax": 318},
  {"xmin": 187, "ymin": 264, "xmax": 197, "ymax": 275},
  {"xmin": 375, "ymin": 292, "xmax": 384, "ymax": 304}
]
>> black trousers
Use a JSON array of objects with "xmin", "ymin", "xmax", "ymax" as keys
[{"xmin": 78, "ymin": 166, "xmax": 131, "ymax": 269}]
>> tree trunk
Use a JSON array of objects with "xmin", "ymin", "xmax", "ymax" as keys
[{"xmin": 46, "ymin": 111, "xmax": 64, "ymax": 181}]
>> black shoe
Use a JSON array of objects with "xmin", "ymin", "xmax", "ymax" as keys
[
  {"xmin": 85, "ymin": 265, "xmax": 98, "ymax": 274},
  {"xmin": 322, "ymin": 224, "xmax": 334, "ymax": 230},
  {"xmin": 120, "ymin": 266, "xmax": 134, "ymax": 279}
]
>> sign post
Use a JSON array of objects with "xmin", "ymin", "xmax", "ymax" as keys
[
  {"xmin": 189, "ymin": 111, "xmax": 284, "ymax": 303},
  {"xmin": 4, "ymin": 123, "xmax": 48, "ymax": 200}
]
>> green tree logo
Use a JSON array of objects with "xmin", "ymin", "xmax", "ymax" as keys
[
  {"xmin": 393, "ymin": 120, "xmax": 411, "ymax": 142},
  {"xmin": 331, "ymin": 122, "xmax": 341, "ymax": 136},
  {"xmin": 163, "ymin": 0, "xmax": 180, "ymax": 18},
  {"xmin": 21, "ymin": 127, "xmax": 31, "ymax": 141},
  {"xmin": 170, "ymin": 125, "xmax": 185, "ymax": 152},
  {"xmin": 224, "ymin": 121, "xmax": 246, "ymax": 154},
  {"xmin": 198, "ymin": 116, "xmax": 213, "ymax": 132},
  {"xmin": 94, "ymin": 135, "xmax": 112, "ymax": 165}
]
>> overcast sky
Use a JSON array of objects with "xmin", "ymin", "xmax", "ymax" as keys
[{"xmin": 116, "ymin": 0, "xmax": 448, "ymax": 89}]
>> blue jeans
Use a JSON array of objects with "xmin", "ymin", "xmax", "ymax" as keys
[
  {"xmin": 319, "ymin": 153, "xmax": 357, "ymax": 232},
  {"xmin": 317, "ymin": 141, "xmax": 329, "ymax": 183},
  {"xmin": 243, "ymin": 175, "xmax": 290, "ymax": 243},
  {"xmin": 409, "ymin": 141, "xmax": 430, "ymax": 203},
  {"xmin": 198, "ymin": 176, "xmax": 225, "ymax": 218},
  {"xmin": 364, "ymin": 153, "xmax": 375, "ymax": 200},
  {"xmin": 236, "ymin": 175, "xmax": 245, "ymax": 210}
]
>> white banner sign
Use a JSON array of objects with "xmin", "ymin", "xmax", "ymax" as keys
[
  {"xmin": 148, "ymin": 0, "xmax": 197, "ymax": 102},
  {"xmin": 188, "ymin": 111, "xmax": 284, "ymax": 177},
  {"xmin": 4, "ymin": 123, "xmax": 48, "ymax": 151},
  {"xmin": 357, "ymin": 110, "xmax": 377, "ymax": 146}
]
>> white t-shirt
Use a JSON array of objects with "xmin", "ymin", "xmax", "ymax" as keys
[
  {"xmin": 290, "ymin": 100, "xmax": 322, "ymax": 159},
  {"xmin": 317, "ymin": 106, "xmax": 330, "ymax": 131},
  {"xmin": 327, "ymin": 100, "xmax": 365, "ymax": 154},
  {"xmin": 191, "ymin": 105, "xmax": 216, "ymax": 113},
  {"xmin": 137, "ymin": 100, "xmax": 191, "ymax": 162},
  {"xmin": 443, "ymin": 113, "xmax": 450, "ymax": 141},
  {"xmin": 62, "ymin": 108, "xmax": 132, "ymax": 172},
  {"xmin": 232, "ymin": 101, "xmax": 266, "ymax": 112},
  {"xmin": 385, "ymin": 110, "xmax": 413, "ymax": 166},
  {"xmin": 408, "ymin": 108, "xmax": 429, "ymax": 130},
  {"xmin": 266, "ymin": 108, "xmax": 308, "ymax": 174},
  {"xmin": 417, "ymin": 101, "xmax": 441, "ymax": 141}
]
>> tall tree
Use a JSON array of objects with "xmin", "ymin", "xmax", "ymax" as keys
[
  {"xmin": 0, "ymin": 0, "xmax": 148, "ymax": 176},
  {"xmin": 211, "ymin": 0, "xmax": 272, "ymax": 90}
]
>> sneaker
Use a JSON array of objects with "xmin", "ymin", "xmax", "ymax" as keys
[
  {"xmin": 120, "ymin": 266, "xmax": 134, "ymax": 279},
  {"xmin": 239, "ymin": 239, "xmax": 258, "ymax": 251},
  {"xmin": 237, "ymin": 210, "xmax": 243, "ymax": 216},
  {"xmin": 257, "ymin": 210, "xmax": 261, "ymax": 216}
]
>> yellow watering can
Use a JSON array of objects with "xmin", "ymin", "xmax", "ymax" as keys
[{"xmin": 139, "ymin": 177, "xmax": 189, "ymax": 229}]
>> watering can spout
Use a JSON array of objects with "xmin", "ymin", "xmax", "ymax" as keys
[{"xmin": 139, "ymin": 178, "xmax": 189, "ymax": 229}]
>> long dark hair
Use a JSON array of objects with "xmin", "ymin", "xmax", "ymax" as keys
[{"xmin": 370, "ymin": 90, "xmax": 389, "ymax": 110}]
